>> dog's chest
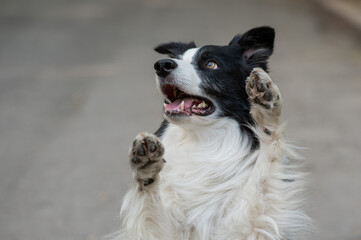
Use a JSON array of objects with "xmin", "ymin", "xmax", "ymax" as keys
[{"xmin": 158, "ymin": 121, "xmax": 254, "ymax": 232}]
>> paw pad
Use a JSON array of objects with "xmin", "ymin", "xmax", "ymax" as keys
[
  {"xmin": 129, "ymin": 133, "xmax": 165, "ymax": 171},
  {"xmin": 246, "ymin": 68, "xmax": 279, "ymax": 109}
]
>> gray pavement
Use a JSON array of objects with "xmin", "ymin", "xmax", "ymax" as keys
[{"xmin": 0, "ymin": 0, "xmax": 361, "ymax": 239}]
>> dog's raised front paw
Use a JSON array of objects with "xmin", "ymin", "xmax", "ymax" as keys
[
  {"xmin": 129, "ymin": 132, "xmax": 165, "ymax": 187},
  {"xmin": 246, "ymin": 68, "xmax": 280, "ymax": 109}
]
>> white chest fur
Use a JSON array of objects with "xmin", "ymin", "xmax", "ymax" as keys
[{"xmin": 158, "ymin": 119, "xmax": 257, "ymax": 238}]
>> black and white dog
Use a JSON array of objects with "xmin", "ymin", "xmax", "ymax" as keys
[{"xmin": 115, "ymin": 26, "xmax": 310, "ymax": 240}]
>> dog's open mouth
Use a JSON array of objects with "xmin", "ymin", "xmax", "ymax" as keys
[{"xmin": 161, "ymin": 84, "xmax": 215, "ymax": 117}]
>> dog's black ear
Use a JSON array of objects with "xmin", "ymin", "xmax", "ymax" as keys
[
  {"xmin": 229, "ymin": 26, "xmax": 274, "ymax": 70},
  {"xmin": 154, "ymin": 42, "xmax": 196, "ymax": 58}
]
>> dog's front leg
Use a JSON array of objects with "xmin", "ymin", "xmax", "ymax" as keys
[
  {"xmin": 118, "ymin": 132, "xmax": 172, "ymax": 240},
  {"xmin": 231, "ymin": 68, "xmax": 286, "ymax": 240}
]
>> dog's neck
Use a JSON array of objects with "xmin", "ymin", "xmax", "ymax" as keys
[{"xmin": 161, "ymin": 118, "xmax": 254, "ymax": 164}]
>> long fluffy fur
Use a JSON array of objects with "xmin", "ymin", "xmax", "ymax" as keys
[
  {"xmin": 113, "ymin": 27, "xmax": 311, "ymax": 239},
  {"xmin": 114, "ymin": 113, "xmax": 310, "ymax": 240}
]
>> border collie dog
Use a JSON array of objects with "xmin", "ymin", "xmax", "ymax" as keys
[{"xmin": 116, "ymin": 26, "xmax": 310, "ymax": 240}]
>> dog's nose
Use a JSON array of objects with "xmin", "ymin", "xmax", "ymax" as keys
[{"xmin": 154, "ymin": 59, "xmax": 178, "ymax": 78}]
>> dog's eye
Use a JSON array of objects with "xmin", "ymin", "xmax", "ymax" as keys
[{"xmin": 206, "ymin": 61, "xmax": 218, "ymax": 69}]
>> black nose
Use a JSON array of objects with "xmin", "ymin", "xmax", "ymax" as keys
[{"xmin": 154, "ymin": 59, "xmax": 178, "ymax": 78}]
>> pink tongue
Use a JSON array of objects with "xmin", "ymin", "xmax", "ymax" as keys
[{"xmin": 164, "ymin": 98, "xmax": 197, "ymax": 113}]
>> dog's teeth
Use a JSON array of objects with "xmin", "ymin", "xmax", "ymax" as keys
[
  {"xmin": 164, "ymin": 103, "xmax": 166, "ymax": 108},
  {"xmin": 197, "ymin": 101, "xmax": 207, "ymax": 108},
  {"xmin": 180, "ymin": 100, "xmax": 185, "ymax": 110}
]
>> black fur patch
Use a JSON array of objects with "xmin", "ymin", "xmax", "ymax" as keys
[
  {"xmin": 154, "ymin": 42, "xmax": 196, "ymax": 59},
  {"xmin": 143, "ymin": 178, "xmax": 154, "ymax": 186},
  {"xmin": 154, "ymin": 120, "xmax": 169, "ymax": 138},
  {"xmin": 229, "ymin": 26, "xmax": 274, "ymax": 71},
  {"xmin": 192, "ymin": 27, "xmax": 274, "ymax": 146}
]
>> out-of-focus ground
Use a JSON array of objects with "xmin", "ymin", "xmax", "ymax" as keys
[{"xmin": 0, "ymin": 0, "xmax": 361, "ymax": 239}]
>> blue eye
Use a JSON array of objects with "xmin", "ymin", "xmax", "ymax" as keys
[{"xmin": 206, "ymin": 61, "xmax": 218, "ymax": 69}]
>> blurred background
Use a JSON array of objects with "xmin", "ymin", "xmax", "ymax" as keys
[{"xmin": 1, "ymin": 0, "xmax": 361, "ymax": 239}]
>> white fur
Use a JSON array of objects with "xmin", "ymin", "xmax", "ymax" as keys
[
  {"xmin": 171, "ymin": 58, "xmax": 203, "ymax": 98},
  {"xmin": 114, "ymin": 119, "xmax": 310, "ymax": 240},
  {"xmin": 113, "ymin": 66, "xmax": 311, "ymax": 240},
  {"xmin": 182, "ymin": 48, "xmax": 198, "ymax": 62},
  {"xmin": 159, "ymin": 119, "xmax": 257, "ymax": 240}
]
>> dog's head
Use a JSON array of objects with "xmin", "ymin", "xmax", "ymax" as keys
[{"xmin": 154, "ymin": 26, "xmax": 274, "ymax": 128}]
